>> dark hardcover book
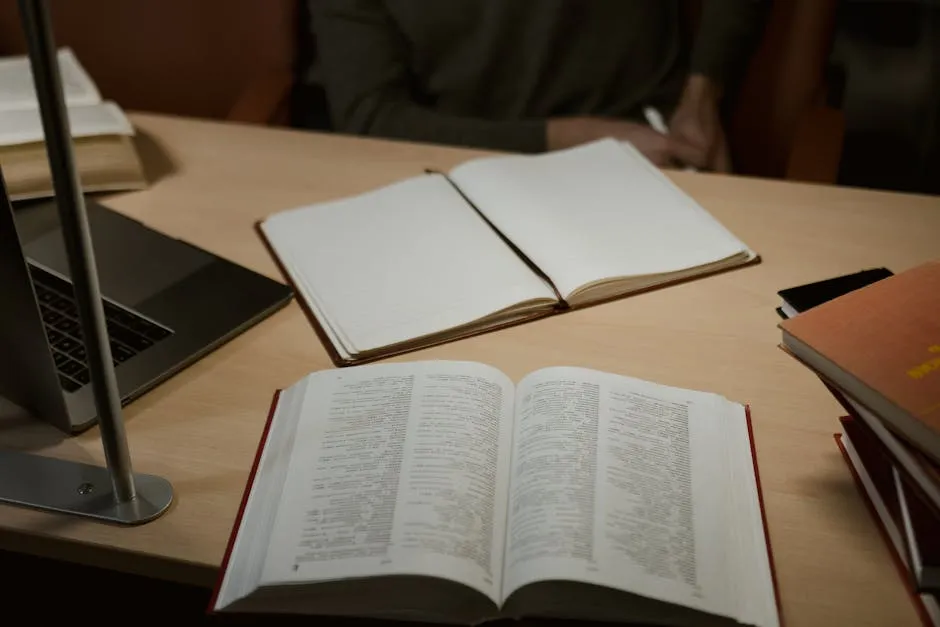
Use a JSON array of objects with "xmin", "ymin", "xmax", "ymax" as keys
[
  {"xmin": 904, "ymin": 473, "xmax": 940, "ymax": 593},
  {"xmin": 775, "ymin": 267, "xmax": 892, "ymax": 319},
  {"xmin": 842, "ymin": 415, "xmax": 940, "ymax": 593},
  {"xmin": 836, "ymin": 426, "xmax": 940, "ymax": 626}
]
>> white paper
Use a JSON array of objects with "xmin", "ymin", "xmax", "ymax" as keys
[
  {"xmin": 450, "ymin": 139, "xmax": 754, "ymax": 299},
  {"xmin": 0, "ymin": 48, "xmax": 100, "ymax": 111},
  {"xmin": 0, "ymin": 101, "xmax": 133, "ymax": 146},
  {"xmin": 260, "ymin": 361, "xmax": 516, "ymax": 605},
  {"xmin": 261, "ymin": 175, "xmax": 557, "ymax": 355},
  {"xmin": 502, "ymin": 367, "xmax": 778, "ymax": 627}
]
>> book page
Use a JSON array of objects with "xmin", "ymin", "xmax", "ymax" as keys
[
  {"xmin": 261, "ymin": 175, "xmax": 557, "ymax": 355},
  {"xmin": 502, "ymin": 367, "xmax": 754, "ymax": 622},
  {"xmin": 259, "ymin": 361, "xmax": 515, "ymax": 605},
  {"xmin": 0, "ymin": 101, "xmax": 133, "ymax": 147},
  {"xmin": 215, "ymin": 384, "xmax": 309, "ymax": 611},
  {"xmin": 449, "ymin": 139, "xmax": 752, "ymax": 300},
  {"xmin": 0, "ymin": 48, "xmax": 101, "ymax": 111}
]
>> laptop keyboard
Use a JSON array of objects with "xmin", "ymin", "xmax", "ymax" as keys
[{"xmin": 29, "ymin": 263, "xmax": 173, "ymax": 393}]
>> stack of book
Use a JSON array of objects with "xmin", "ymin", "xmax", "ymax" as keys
[{"xmin": 777, "ymin": 260, "xmax": 940, "ymax": 626}]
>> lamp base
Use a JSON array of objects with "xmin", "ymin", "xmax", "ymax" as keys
[{"xmin": 0, "ymin": 449, "xmax": 172, "ymax": 524}]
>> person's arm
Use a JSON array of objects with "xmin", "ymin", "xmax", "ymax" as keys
[
  {"xmin": 309, "ymin": 0, "xmax": 546, "ymax": 153},
  {"xmin": 669, "ymin": 0, "xmax": 767, "ymax": 171}
]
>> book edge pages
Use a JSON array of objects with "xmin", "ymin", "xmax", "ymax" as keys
[
  {"xmin": 256, "ymin": 217, "xmax": 559, "ymax": 367},
  {"xmin": 816, "ymin": 375, "xmax": 940, "ymax": 512},
  {"xmin": 210, "ymin": 390, "xmax": 283, "ymax": 613}
]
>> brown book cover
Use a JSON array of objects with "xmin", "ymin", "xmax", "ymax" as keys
[{"xmin": 780, "ymin": 260, "xmax": 940, "ymax": 461}]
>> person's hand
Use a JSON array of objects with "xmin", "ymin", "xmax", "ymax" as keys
[
  {"xmin": 546, "ymin": 117, "xmax": 672, "ymax": 166},
  {"xmin": 668, "ymin": 75, "xmax": 732, "ymax": 172}
]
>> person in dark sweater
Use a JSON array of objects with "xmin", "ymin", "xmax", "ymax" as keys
[{"xmin": 304, "ymin": 0, "xmax": 765, "ymax": 171}]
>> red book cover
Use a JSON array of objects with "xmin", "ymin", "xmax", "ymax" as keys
[
  {"xmin": 843, "ymin": 413, "xmax": 940, "ymax": 594},
  {"xmin": 745, "ymin": 406, "xmax": 784, "ymax": 626},
  {"xmin": 841, "ymin": 415, "xmax": 907, "ymax": 540},
  {"xmin": 835, "ymin": 430, "xmax": 938, "ymax": 627}
]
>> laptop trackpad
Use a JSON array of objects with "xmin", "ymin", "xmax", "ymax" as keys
[{"xmin": 22, "ymin": 203, "xmax": 212, "ymax": 307}]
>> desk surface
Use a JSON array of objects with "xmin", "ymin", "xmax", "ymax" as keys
[{"xmin": 1, "ymin": 113, "xmax": 938, "ymax": 626}]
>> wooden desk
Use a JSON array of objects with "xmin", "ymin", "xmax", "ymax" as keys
[{"xmin": 1, "ymin": 113, "xmax": 938, "ymax": 626}]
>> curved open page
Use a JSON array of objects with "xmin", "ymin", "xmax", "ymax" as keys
[
  {"xmin": 498, "ymin": 367, "xmax": 778, "ymax": 627},
  {"xmin": 261, "ymin": 175, "xmax": 558, "ymax": 359},
  {"xmin": 449, "ymin": 139, "xmax": 755, "ymax": 305}
]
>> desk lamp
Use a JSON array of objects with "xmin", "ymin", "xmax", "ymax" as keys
[{"xmin": 0, "ymin": 0, "xmax": 173, "ymax": 524}]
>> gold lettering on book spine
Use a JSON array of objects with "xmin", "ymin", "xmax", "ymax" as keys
[{"xmin": 907, "ymin": 345, "xmax": 940, "ymax": 380}]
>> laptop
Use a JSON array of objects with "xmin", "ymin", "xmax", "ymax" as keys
[{"xmin": 0, "ymin": 178, "xmax": 293, "ymax": 434}]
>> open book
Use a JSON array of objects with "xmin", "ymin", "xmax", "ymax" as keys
[
  {"xmin": 0, "ymin": 48, "xmax": 145, "ymax": 200},
  {"xmin": 212, "ymin": 361, "xmax": 779, "ymax": 627},
  {"xmin": 260, "ymin": 139, "xmax": 758, "ymax": 365}
]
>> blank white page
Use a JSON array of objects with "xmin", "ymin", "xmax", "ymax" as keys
[
  {"xmin": 449, "ymin": 139, "xmax": 753, "ymax": 299},
  {"xmin": 0, "ymin": 48, "xmax": 100, "ymax": 111},
  {"xmin": 0, "ymin": 101, "xmax": 133, "ymax": 146},
  {"xmin": 261, "ymin": 175, "xmax": 557, "ymax": 354}
]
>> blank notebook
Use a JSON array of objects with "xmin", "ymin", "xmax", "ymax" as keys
[{"xmin": 260, "ymin": 139, "xmax": 758, "ymax": 365}]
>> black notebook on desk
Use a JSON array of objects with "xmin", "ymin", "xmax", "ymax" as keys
[{"xmin": 776, "ymin": 268, "xmax": 893, "ymax": 319}]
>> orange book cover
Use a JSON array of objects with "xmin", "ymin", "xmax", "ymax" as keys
[
  {"xmin": 779, "ymin": 260, "xmax": 940, "ymax": 459},
  {"xmin": 780, "ymin": 260, "xmax": 940, "ymax": 443}
]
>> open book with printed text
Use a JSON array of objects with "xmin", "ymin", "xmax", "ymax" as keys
[
  {"xmin": 0, "ymin": 48, "xmax": 145, "ymax": 200},
  {"xmin": 212, "ymin": 361, "xmax": 779, "ymax": 627},
  {"xmin": 260, "ymin": 139, "xmax": 758, "ymax": 365}
]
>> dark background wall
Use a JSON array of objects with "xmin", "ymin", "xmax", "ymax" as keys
[{"xmin": 830, "ymin": 0, "xmax": 939, "ymax": 194}]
